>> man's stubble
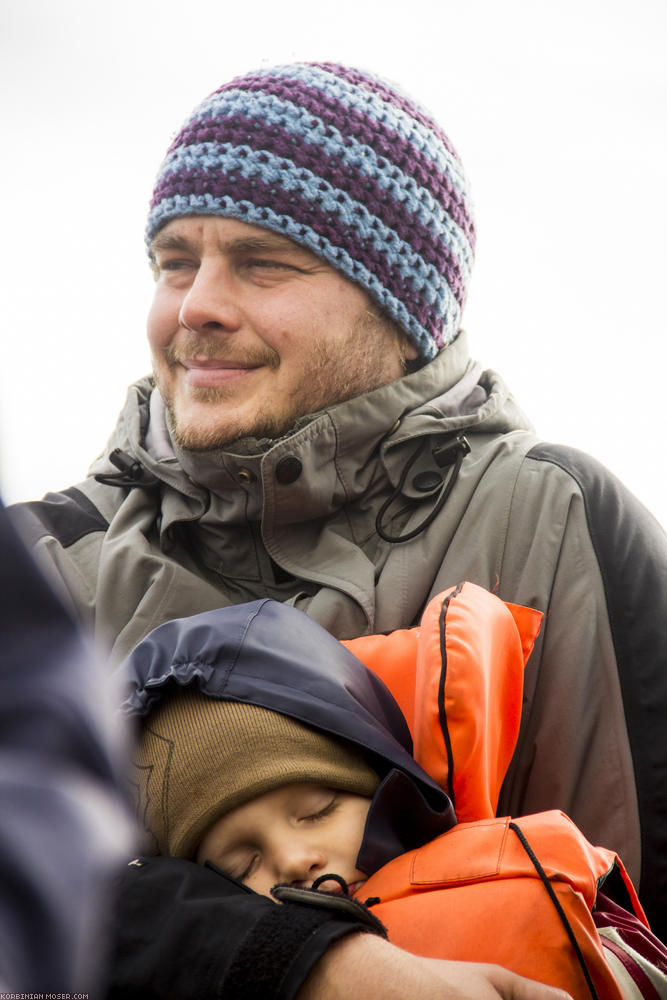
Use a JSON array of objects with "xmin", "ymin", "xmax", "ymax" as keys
[{"xmin": 155, "ymin": 311, "xmax": 408, "ymax": 453}]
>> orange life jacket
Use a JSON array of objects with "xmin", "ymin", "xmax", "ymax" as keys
[{"xmin": 344, "ymin": 582, "xmax": 648, "ymax": 1000}]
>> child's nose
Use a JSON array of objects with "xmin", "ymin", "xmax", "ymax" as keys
[{"xmin": 279, "ymin": 844, "xmax": 326, "ymax": 886}]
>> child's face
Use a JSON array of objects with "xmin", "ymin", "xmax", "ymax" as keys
[{"xmin": 196, "ymin": 783, "xmax": 372, "ymax": 897}]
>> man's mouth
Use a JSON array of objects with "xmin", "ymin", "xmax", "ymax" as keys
[
  {"xmin": 181, "ymin": 358, "xmax": 260, "ymax": 370},
  {"xmin": 179, "ymin": 358, "xmax": 262, "ymax": 387}
]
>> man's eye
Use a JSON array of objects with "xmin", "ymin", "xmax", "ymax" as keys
[
  {"xmin": 158, "ymin": 258, "xmax": 193, "ymax": 271},
  {"xmin": 246, "ymin": 258, "xmax": 297, "ymax": 271}
]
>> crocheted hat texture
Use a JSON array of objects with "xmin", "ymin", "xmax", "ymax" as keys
[
  {"xmin": 133, "ymin": 686, "xmax": 379, "ymax": 859},
  {"xmin": 146, "ymin": 62, "xmax": 475, "ymax": 360}
]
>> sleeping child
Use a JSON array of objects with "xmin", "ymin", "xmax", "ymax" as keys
[{"xmin": 121, "ymin": 583, "xmax": 667, "ymax": 999}]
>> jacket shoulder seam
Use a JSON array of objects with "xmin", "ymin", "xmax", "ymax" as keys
[{"xmin": 10, "ymin": 486, "xmax": 109, "ymax": 549}]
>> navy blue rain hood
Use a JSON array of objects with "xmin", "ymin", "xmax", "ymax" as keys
[{"xmin": 118, "ymin": 598, "xmax": 456, "ymax": 873}]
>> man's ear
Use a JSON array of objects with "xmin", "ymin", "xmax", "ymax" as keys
[{"xmin": 399, "ymin": 335, "xmax": 422, "ymax": 373}]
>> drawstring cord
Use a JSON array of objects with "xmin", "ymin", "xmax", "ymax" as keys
[
  {"xmin": 375, "ymin": 434, "xmax": 470, "ymax": 544},
  {"xmin": 94, "ymin": 448, "xmax": 159, "ymax": 488},
  {"xmin": 96, "ymin": 435, "xmax": 469, "ymax": 542},
  {"xmin": 311, "ymin": 873, "xmax": 351, "ymax": 894},
  {"xmin": 509, "ymin": 822, "xmax": 600, "ymax": 1000}
]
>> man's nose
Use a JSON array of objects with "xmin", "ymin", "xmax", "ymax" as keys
[{"xmin": 178, "ymin": 263, "xmax": 243, "ymax": 335}]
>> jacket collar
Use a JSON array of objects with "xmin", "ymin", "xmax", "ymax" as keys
[
  {"xmin": 88, "ymin": 331, "xmax": 532, "ymax": 554},
  {"xmin": 150, "ymin": 330, "xmax": 478, "ymax": 496}
]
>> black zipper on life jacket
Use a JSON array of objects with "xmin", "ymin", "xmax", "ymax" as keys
[{"xmin": 509, "ymin": 821, "xmax": 600, "ymax": 1000}]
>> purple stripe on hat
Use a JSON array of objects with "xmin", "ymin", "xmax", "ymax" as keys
[
  {"xmin": 218, "ymin": 73, "xmax": 475, "ymax": 249},
  {"xmin": 204, "ymin": 75, "xmax": 475, "ymax": 247},
  {"xmin": 311, "ymin": 62, "xmax": 460, "ymax": 162},
  {"xmin": 152, "ymin": 168, "xmax": 456, "ymax": 330},
  {"xmin": 157, "ymin": 116, "xmax": 468, "ymax": 298},
  {"xmin": 150, "ymin": 159, "xmax": 466, "ymax": 312},
  {"xmin": 154, "ymin": 178, "xmax": 448, "ymax": 335}
]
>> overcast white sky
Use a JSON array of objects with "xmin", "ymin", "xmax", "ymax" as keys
[{"xmin": 1, "ymin": 0, "xmax": 665, "ymax": 525}]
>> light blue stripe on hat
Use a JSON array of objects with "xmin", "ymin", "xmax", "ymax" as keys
[
  {"xmin": 245, "ymin": 63, "xmax": 472, "ymax": 198},
  {"xmin": 147, "ymin": 194, "xmax": 459, "ymax": 357},
  {"xmin": 154, "ymin": 141, "xmax": 465, "ymax": 317},
  {"xmin": 195, "ymin": 83, "xmax": 470, "ymax": 216}
]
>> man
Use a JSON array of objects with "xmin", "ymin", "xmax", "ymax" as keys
[{"xmin": 10, "ymin": 59, "xmax": 666, "ymax": 958}]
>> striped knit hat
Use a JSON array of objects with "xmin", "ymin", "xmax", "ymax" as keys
[
  {"xmin": 132, "ymin": 687, "xmax": 379, "ymax": 859},
  {"xmin": 146, "ymin": 62, "xmax": 475, "ymax": 360}
]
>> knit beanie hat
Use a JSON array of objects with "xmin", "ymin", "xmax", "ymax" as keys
[
  {"xmin": 132, "ymin": 686, "xmax": 380, "ymax": 859},
  {"xmin": 146, "ymin": 62, "xmax": 475, "ymax": 360}
]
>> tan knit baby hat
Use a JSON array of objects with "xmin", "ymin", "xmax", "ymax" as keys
[{"xmin": 132, "ymin": 686, "xmax": 379, "ymax": 859}]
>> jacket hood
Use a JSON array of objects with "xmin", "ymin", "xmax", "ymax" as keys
[
  {"xmin": 345, "ymin": 583, "xmax": 544, "ymax": 825},
  {"xmin": 118, "ymin": 599, "xmax": 457, "ymax": 872}
]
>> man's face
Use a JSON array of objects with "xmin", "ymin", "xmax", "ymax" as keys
[
  {"xmin": 148, "ymin": 217, "xmax": 417, "ymax": 451},
  {"xmin": 195, "ymin": 783, "xmax": 371, "ymax": 897}
]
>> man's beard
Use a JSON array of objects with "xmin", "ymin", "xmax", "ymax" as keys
[
  {"xmin": 154, "ymin": 313, "xmax": 407, "ymax": 453},
  {"xmin": 154, "ymin": 338, "xmax": 279, "ymax": 450}
]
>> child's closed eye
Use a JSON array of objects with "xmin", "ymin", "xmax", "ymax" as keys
[
  {"xmin": 300, "ymin": 794, "xmax": 338, "ymax": 823},
  {"xmin": 229, "ymin": 852, "xmax": 260, "ymax": 882}
]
